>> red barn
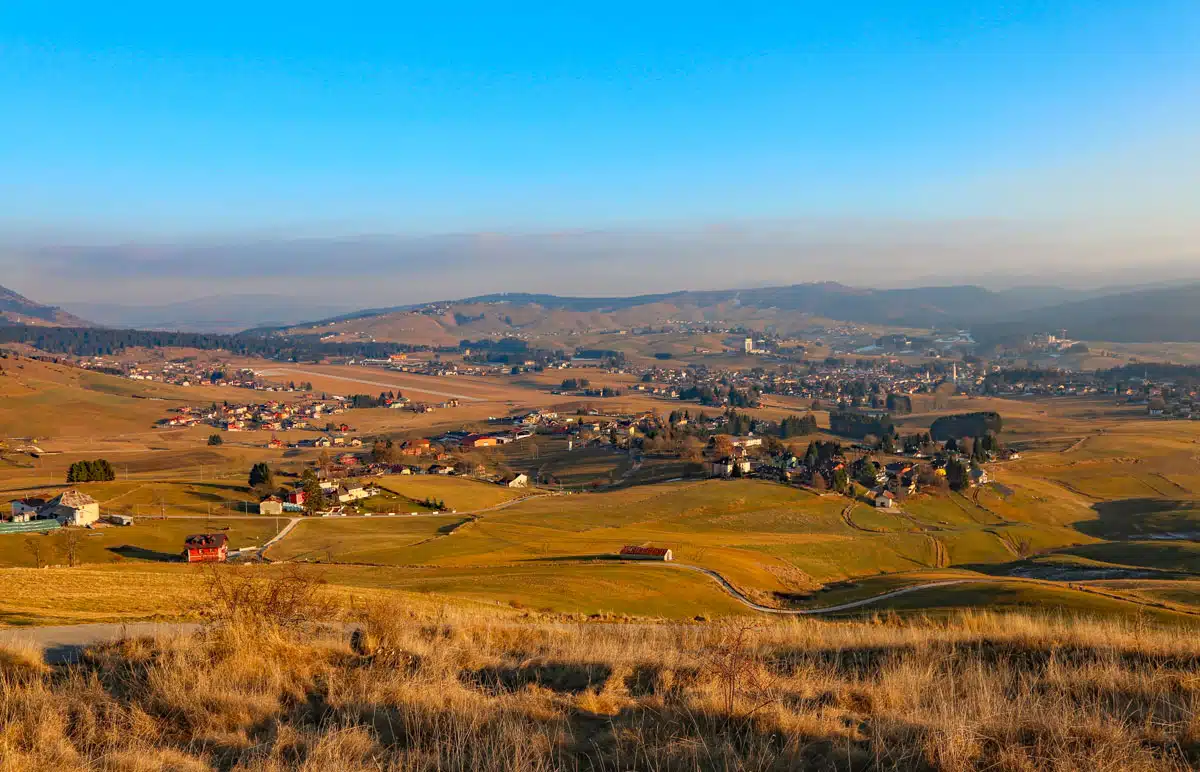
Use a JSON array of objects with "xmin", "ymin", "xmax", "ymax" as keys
[
  {"xmin": 182, "ymin": 533, "xmax": 229, "ymax": 563},
  {"xmin": 619, "ymin": 545, "xmax": 673, "ymax": 561}
]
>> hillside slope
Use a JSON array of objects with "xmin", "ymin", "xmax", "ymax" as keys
[{"xmin": 0, "ymin": 285, "xmax": 91, "ymax": 327}]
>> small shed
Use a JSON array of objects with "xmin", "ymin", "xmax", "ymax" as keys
[{"xmin": 619, "ymin": 545, "xmax": 673, "ymax": 561}]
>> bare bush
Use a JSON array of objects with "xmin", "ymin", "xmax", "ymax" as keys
[{"xmin": 201, "ymin": 564, "xmax": 340, "ymax": 631}]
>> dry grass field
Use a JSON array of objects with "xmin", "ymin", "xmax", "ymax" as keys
[
  {"xmin": 1, "ymin": 576, "xmax": 1197, "ymax": 771},
  {"xmin": 0, "ymin": 517, "xmax": 282, "ymax": 570},
  {"xmin": 2, "ymin": 358, "xmax": 1199, "ymax": 626}
]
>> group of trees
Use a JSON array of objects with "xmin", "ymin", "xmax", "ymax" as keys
[
  {"xmin": 829, "ymin": 410, "xmax": 896, "ymax": 441},
  {"xmin": 930, "ymin": 412, "xmax": 1003, "ymax": 442},
  {"xmin": 560, "ymin": 378, "xmax": 591, "ymax": 391},
  {"xmin": 0, "ymin": 323, "xmax": 432, "ymax": 360},
  {"xmin": 779, "ymin": 413, "xmax": 818, "ymax": 439},
  {"xmin": 248, "ymin": 463, "xmax": 275, "ymax": 492},
  {"xmin": 66, "ymin": 459, "xmax": 115, "ymax": 483},
  {"xmin": 348, "ymin": 391, "xmax": 401, "ymax": 409}
]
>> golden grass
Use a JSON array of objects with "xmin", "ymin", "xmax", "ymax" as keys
[{"xmin": 2, "ymin": 590, "xmax": 1197, "ymax": 771}]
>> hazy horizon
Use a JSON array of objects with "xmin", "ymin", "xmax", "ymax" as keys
[{"xmin": 2, "ymin": 3, "xmax": 1197, "ymax": 311}]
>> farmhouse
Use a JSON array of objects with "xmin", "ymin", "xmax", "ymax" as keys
[
  {"xmin": 182, "ymin": 533, "xmax": 229, "ymax": 563},
  {"xmin": 8, "ymin": 497, "xmax": 45, "ymax": 523},
  {"xmin": 461, "ymin": 434, "xmax": 498, "ymax": 449},
  {"xmin": 336, "ymin": 485, "xmax": 373, "ymax": 503},
  {"xmin": 42, "ymin": 490, "xmax": 101, "ymax": 526},
  {"xmin": 708, "ymin": 457, "xmax": 752, "ymax": 478},
  {"xmin": 499, "ymin": 473, "xmax": 529, "ymax": 488},
  {"xmin": 619, "ymin": 545, "xmax": 673, "ymax": 561},
  {"xmin": 869, "ymin": 487, "xmax": 899, "ymax": 510},
  {"xmin": 258, "ymin": 496, "xmax": 285, "ymax": 515}
]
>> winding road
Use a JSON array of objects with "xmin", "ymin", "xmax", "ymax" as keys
[{"xmin": 659, "ymin": 562, "xmax": 983, "ymax": 615}]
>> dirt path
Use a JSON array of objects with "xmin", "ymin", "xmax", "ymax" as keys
[
  {"xmin": 257, "ymin": 368, "xmax": 486, "ymax": 402},
  {"xmin": 840, "ymin": 501, "xmax": 885, "ymax": 533},
  {"xmin": 0, "ymin": 623, "xmax": 202, "ymax": 664},
  {"xmin": 1062, "ymin": 436, "xmax": 1090, "ymax": 454}
]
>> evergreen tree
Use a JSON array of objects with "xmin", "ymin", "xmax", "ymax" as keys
[{"xmin": 249, "ymin": 462, "xmax": 274, "ymax": 490}]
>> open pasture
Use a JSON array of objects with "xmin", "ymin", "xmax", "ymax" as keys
[{"xmin": 0, "ymin": 517, "xmax": 282, "ymax": 568}]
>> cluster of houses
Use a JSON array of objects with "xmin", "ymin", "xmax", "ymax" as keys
[
  {"xmin": 704, "ymin": 436, "xmax": 997, "ymax": 510},
  {"xmin": 161, "ymin": 398, "xmax": 346, "ymax": 432}
]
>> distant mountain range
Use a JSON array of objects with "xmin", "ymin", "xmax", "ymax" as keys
[
  {"xmin": 288, "ymin": 281, "xmax": 1200, "ymax": 345},
  {"xmin": 0, "ymin": 285, "xmax": 90, "ymax": 327},
  {"xmin": 9, "ymin": 280, "xmax": 1200, "ymax": 344},
  {"xmin": 61, "ymin": 295, "xmax": 362, "ymax": 334}
]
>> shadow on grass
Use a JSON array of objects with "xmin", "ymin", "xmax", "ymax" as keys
[
  {"xmin": 107, "ymin": 545, "xmax": 181, "ymax": 562},
  {"xmin": 1075, "ymin": 498, "xmax": 1200, "ymax": 539},
  {"xmin": 520, "ymin": 555, "xmax": 625, "ymax": 563},
  {"xmin": 464, "ymin": 662, "xmax": 614, "ymax": 695}
]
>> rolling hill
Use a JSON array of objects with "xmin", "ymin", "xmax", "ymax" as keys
[
  {"xmin": 973, "ymin": 283, "xmax": 1200, "ymax": 344},
  {"xmin": 274, "ymin": 281, "xmax": 1198, "ymax": 345},
  {"xmin": 0, "ymin": 285, "xmax": 91, "ymax": 327}
]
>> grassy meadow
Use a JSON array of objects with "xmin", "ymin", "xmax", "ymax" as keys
[
  {"xmin": 1, "ymin": 582, "xmax": 1197, "ymax": 771},
  {"xmin": 1, "ymin": 358, "xmax": 1199, "ymax": 625}
]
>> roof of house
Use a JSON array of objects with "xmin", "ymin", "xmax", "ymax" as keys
[
  {"xmin": 48, "ymin": 490, "xmax": 97, "ymax": 510},
  {"xmin": 184, "ymin": 533, "xmax": 228, "ymax": 550},
  {"xmin": 620, "ymin": 545, "xmax": 671, "ymax": 557}
]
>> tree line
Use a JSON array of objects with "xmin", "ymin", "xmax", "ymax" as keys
[{"xmin": 0, "ymin": 324, "xmax": 431, "ymax": 360}]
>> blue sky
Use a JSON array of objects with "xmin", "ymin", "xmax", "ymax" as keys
[{"xmin": 0, "ymin": 2, "xmax": 1197, "ymax": 303}]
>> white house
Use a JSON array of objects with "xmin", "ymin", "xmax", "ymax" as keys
[
  {"xmin": 500, "ymin": 473, "xmax": 529, "ymax": 488},
  {"xmin": 9, "ymin": 497, "xmax": 45, "ymax": 523},
  {"xmin": 42, "ymin": 490, "xmax": 101, "ymax": 526}
]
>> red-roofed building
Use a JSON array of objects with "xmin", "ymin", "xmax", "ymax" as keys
[
  {"xmin": 619, "ymin": 545, "xmax": 673, "ymax": 561},
  {"xmin": 182, "ymin": 533, "xmax": 229, "ymax": 563}
]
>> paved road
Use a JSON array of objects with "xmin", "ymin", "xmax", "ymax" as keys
[
  {"xmin": 0, "ymin": 623, "xmax": 202, "ymax": 664},
  {"xmin": 257, "ymin": 368, "xmax": 486, "ymax": 402},
  {"xmin": 659, "ymin": 562, "xmax": 985, "ymax": 615}
]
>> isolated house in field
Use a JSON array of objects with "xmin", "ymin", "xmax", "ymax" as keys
[
  {"xmin": 869, "ymin": 487, "xmax": 898, "ymax": 510},
  {"xmin": 258, "ymin": 496, "xmax": 285, "ymax": 515},
  {"xmin": 182, "ymin": 533, "xmax": 228, "ymax": 563},
  {"xmin": 969, "ymin": 467, "xmax": 990, "ymax": 487},
  {"xmin": 43, "ymin": 490, "xmax": 101, "ymax": 526},
  {"xmin": 500, "ymin": 473, "xmax": 529, "ymax": 488},
  {"xmin": 619, "ymin": 545, "xmax": 673, "ymax": 561}
]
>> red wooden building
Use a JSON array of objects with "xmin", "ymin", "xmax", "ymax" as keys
[
  {"xmin": 182, "ymin": 533, "xmax": 229, "ymax": 563},
  {"xmin": 619, "ymin": 545, "xmax": 673, "ymax": 561}
]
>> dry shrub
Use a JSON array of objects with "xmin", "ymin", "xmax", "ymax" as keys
[
  {"xmin": 1, "ymin": 600, "xmax": 1197, "ymax": 770},
  {"xmin": 202, "ymin": 564, "xmax": 340, "ymax": 632}
]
